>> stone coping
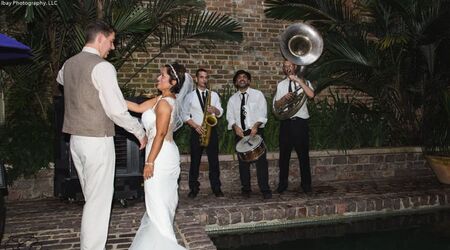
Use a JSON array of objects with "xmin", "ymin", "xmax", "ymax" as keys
[
  {"xmin": 205, "ymin": 205, "xmax": 450, "ymax": 235},
  {"xmin": 175, "ymin": 177, "xmax": 450, "ymax": 249}
]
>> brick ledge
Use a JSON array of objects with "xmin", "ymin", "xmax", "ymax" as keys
[{"xmin": 180, "ymin": 146, "xmax": 423, "ymax": 162}]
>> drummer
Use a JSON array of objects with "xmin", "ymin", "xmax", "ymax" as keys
[{"xmin": 226, "ymin": 70, "xmax": 272, "ymax": 199}]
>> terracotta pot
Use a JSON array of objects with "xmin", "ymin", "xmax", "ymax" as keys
[{"xmin": 425, "ymin": 155, "xmax": 450, "ymax": 184}]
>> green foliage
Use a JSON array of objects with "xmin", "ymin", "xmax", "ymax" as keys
[
  {"xmin": 216, "ymin": 85, "xmax": 238, "ymax": 154},
  {"xmin": 0, "ymin": 115, "xmax": 53, "ymax": 183},
  {"xmin": 0, "ymin": 47, "xmax": 54, "ymax": 182},
  {"xmin": 264, "ymin": 0, "xmax": 450, "ymax": 149},
  {"xmin": 422, "ymin": 85, "xmax": 450, "ymax": 156},
  {"xmin": 0, "ymin": 0, "xmax": 242, "ymax": 183},
  {"xmin": 263, "ymin": 96, "xmax": 281, "ymax": 151},
  {"xmin": 174, "ymin": 87, "xmax": 395, "ymax": 154},
  {"xmin": 309, "ymin": 91, "xmax": 392, "ymax": 151}
]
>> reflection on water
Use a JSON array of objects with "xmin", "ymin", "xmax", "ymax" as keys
[{"xmin": 211, "ymin": 209, "xmax": 450, "ymax": 250}]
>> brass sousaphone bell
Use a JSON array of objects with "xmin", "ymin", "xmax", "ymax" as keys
[{"xmin": 274, "ymin": 23, "xmax": 323, "ymax": 120}]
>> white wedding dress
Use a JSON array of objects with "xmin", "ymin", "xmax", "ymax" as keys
[{"xmin": 130, "ymin": 96, "xmax": 185, "ymax": 250}]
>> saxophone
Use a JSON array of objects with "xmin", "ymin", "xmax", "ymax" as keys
[{"xmin": 200, "ymin": 88, "xmax": 218, "ymax": 147}]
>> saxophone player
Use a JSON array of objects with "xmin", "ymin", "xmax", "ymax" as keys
[
  {"xmin": 273, "ymin": 60, "xmax": 315, "ymax": 195},
  {"xmin": 183, "ymin": 68, "xmax": 224, "ymax": 198}
]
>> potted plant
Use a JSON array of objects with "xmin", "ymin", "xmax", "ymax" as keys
[
  {"xmin": 422, "ymin": 86, "xmax": 450, "ymax": 184},
  {"xmin": 419, "ymin": 32, "xmax": 450, "ymax": 183}
]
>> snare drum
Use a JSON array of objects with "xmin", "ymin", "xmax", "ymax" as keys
[{"xmin": 236, "ymin": 135, "xmax": 266, "ymax": 162}]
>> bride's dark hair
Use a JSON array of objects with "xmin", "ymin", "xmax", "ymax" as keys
[{"xmin": 165, "ymin": 62, "xmax": 186, "ymax": 94}]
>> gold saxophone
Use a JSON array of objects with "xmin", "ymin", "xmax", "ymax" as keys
[{"xmin": 200, "ymin": 88, "xmax": 218, "ymax": 147}]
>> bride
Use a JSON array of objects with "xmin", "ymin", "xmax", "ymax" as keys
[{"xmin": 126, "ymin": 62, "xmax": 192, "ymax": 250}]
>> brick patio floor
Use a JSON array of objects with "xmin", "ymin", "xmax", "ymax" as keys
[{"xmin": 1, "ymin": 177, "xmax": 450, "ymax": 249}]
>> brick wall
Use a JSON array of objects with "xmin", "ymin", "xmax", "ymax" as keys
[
  {"xmin": 5, "ymin": 147, "xmax": 432, "ymax": 201},
  {"xmin": 117, "ymin": 0, "xmax": 370, "ymax": 102},
  {"xmin": 178, "ymin": 147, "xmax": 432, "ymax": 193}
]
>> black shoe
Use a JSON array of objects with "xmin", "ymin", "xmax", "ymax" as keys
[
  {"xmin": 241, "ymin": 190, "xmax": 251, "ymax": 198},
  {"xmin": 213, "ymin": 190, "xmax": 224, "ymax": 197},
  {"xmin": 262, "ymin": 192, "xmax": 272, "ymax": 199},
  {"xmin": 302, "ymin": 186, "xmax": 312, "ymax": 194},
  {"xmin": 188, "ymin": 190, "xmax": 198, "ymax": 199},
  {"xmin": 276, "ymin": 187, "xmax": 287, "ymax": 194}
]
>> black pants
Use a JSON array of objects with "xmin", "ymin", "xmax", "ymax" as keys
[
  {"xmin": 189, "ymin": 127, "xmax": 221, "ymax": 192},
  {"xmin": 277, "ymin": 118, "xmax": 311, "ymax": 191},
  {"xmin": 236, "ymin": 129, "xmax": 271, "ymax": 194}
]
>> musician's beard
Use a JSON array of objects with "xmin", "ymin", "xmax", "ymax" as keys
[{"xmin": 237, "ymin": 81, "xmax": 249, "ymax": 90}]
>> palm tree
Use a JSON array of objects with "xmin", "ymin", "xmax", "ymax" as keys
[
  {"xmin": 264, "ymin": 0, "xmax": 450, "ymax": 146},
  {"xmin": 0, "ymin": 0, "xmax": 243, "ymax": 181}
]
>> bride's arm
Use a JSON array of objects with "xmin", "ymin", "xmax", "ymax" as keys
[
  {"xmin": 126, "ymin": 97, "xmax": 158, "ymax": 113},
  {"xmin": 142, "ymin": 99, "xmax": 172, "ymax": 179}
]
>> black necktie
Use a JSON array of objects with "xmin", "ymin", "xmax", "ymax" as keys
[
  {"xmin": 202, "ymin": 91, "xmax": 207, "ymax": 110},
  {"xmin": 288, "ymin": 80, "xmax": 293, "ymax": 93},
  {"xmin": 240, "ymin": 92, "xmax": 246, "ymax": 130}
]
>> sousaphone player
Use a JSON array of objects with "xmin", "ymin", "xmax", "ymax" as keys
[{"xmin": 273, "ymin": 23, "xmax": 323, "ymax": 195}]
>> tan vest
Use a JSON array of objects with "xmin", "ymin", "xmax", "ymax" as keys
[{"xmin": 62, "ymin": 51, "xmax": 115, "ymax": 137}]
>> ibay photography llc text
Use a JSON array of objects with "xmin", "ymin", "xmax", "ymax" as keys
[{"xmin": 0, "ymin": 1, "xmax": 58, "ymax": 7}]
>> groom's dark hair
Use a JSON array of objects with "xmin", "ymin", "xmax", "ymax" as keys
[{"xmin": 85, "ymin": 20, "xmax": 115, "ymax": 43}]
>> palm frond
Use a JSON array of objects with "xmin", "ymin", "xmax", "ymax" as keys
[
  {"xmin": 55, "ymin": 0, "xmax": 77, "ymax": 23},
  {"xmin": 264, "ymin": 0, "xmax": 357, "ymax": 30},
  {"xmin": 111, "ymin": 4, "xmax": 152, "ymax": 33},
  {"xmin": 158, "ymin": 11, "xmax": 242, "ymax": 50},
  {"xmin": 264, "ymin": 0, "xmax": 337, "ymax": 22}
]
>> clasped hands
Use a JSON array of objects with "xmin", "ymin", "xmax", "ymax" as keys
[{"xmin": 139, "ymin": 135, "xmax": 148, "ymax": 150}]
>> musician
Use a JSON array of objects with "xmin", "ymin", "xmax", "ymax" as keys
[
  {"xmin": 226, "ymin": 70, "xmax": 272, "ymax": 199},
  {"xmin": 183, "ymin": 68, "xmax": 224, "ymax": 198},
  {"xmin": 273, "ymin": 60, "xmax": 315, "ymax": 194}
]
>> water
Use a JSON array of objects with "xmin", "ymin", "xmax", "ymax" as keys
[{"xmin": 211, "ymin": 209, "xmax": 450, "ymax": 250}]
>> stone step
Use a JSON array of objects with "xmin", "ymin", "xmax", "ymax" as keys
[{"xmin": 1, "ymin": 177, "xmax": 449, "ymax": 249}]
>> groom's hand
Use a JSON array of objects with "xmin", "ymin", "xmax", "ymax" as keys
[{"xmin": 139, "ymin": 135, "xmax": 148, "ymax": 150}]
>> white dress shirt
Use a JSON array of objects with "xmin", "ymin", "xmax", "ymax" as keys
[
  {"xmin": 56, "ymin": 47, "xmax": 145, "ymax": 140},
  {"xmin": 226, "ymin": 87, "xmax": 267, "ymax": 130},
  {"xmin": 273, "ymin": 78, "xmax": 314, "ymax": 119},
  {"xmin": 182, "ymin": 88, "xmax": 223, "ymax": 124}
]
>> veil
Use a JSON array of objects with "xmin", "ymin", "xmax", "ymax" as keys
[{"xmin": 173, "ymin": 72, "xmax": 194, "ymax": 131}]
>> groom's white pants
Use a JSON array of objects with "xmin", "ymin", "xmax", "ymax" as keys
[{"xmin": 70, "ymin": 135, "xmax": 115, "ymax": 250}]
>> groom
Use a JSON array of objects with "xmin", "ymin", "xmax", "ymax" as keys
[{"xmin": 57, "ymin": 20, "xmax": 147, "ymax": 250}]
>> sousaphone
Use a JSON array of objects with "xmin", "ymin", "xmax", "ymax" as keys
[{"xmin": 274, "ymin": 23, "xmax": 323, "ymax": 120}]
